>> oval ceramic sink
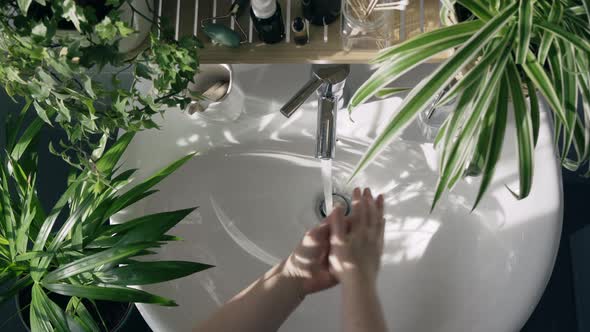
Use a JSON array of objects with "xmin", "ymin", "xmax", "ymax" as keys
[{"xmin": 116, "ymin": 64, "xmax": 562, "ymax": 332}]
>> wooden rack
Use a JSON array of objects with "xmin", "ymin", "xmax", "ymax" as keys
[{"xmin": 157, "ymin": 0, "xmax": 448, "ymax": 63}]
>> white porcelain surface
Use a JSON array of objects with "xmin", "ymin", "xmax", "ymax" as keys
[
  {"xmin": 116, "ymin": 64, "xmax": 563, "ymax": 332},
  {"xmin": 118, "ymin": 0, "xmax": 153, "ymax": 54}
]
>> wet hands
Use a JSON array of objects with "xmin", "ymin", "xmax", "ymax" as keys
[
  {"xmin": 328, "ymin": 188, "xmax": 385, "ymax": 286},
  {"xmin": 281, "ymin": 188, "xmax": 385, "ymax": 297}
]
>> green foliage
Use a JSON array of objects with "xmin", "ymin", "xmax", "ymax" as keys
[
  {"xmin": 0, "ymin": 0, "xmax": 202, "ymax": 175},
  {"xmin": 0, "ymin": 124, "xmax": 211, "ymax": 331},
  {"xmin": 349, "ymin": 0, "xmax": 590, "ymax": 210}
]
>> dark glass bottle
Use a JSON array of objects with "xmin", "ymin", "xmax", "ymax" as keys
[
  {"xmin": 302, "ymin": 0, "xmax": 341, "ymax": 26},
  {"xmin": 292, "ymin": 17, "xmax": 308, "ymax": 45},
  {"xmin": 250, "ymin": 1, "xmax": 286, "ymax": 44}
]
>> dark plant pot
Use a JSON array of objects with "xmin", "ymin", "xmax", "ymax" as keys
[
  {"xmin": 28, "ymin": 0, "xmax": 114, "ymax": 30},
  {"xmin": 16, "ymin": 286, "xmax": 133, "ymax": 332},
  {"xmin": 454, "ymin": 3, "xmax": 472, "ymax": 22}
]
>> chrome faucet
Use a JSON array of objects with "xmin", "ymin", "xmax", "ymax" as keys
[{"xmin": 280, "ymin": 64, "xmax": 350, "ymax": 160}]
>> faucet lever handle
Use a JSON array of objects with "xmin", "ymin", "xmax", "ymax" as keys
[{"xmin": 280, "ymin": 76, "xmax": 323, "ymax": 118}]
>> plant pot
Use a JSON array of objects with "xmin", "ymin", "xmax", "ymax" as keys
[
  {"xmin": 16, "ymin": 286, "xmax": 133, "ymax": 332},
  {"xmin": 29, "ymin": 0, "xmax": 154, "ymax": 55}
]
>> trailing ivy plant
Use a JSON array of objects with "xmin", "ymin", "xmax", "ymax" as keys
[
  {"xmin": 349, "ymin": 0, "xmax": 590, "ymax": 210},
  {"xmin": 0, "ymin": 121, "xmax": 211, "ymax": 331},
  {"xmin": 0, "ymin": 0, "xmax": 202, "ymax": 174}
]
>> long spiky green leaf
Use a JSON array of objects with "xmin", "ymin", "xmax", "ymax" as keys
[{"xmin": 350, "ymin": 2, "xmax": 518, "ymax": 182}]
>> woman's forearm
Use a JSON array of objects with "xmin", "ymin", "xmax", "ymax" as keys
[
  {"xmin": 193, "ymin": 260, "xmax": 305, "ymax": 332},
  {"xmin": 341, "ymin": 275, "xmax": 387, "ymax": 332}
]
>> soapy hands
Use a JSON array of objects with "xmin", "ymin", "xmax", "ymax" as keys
[{"xmin": 281, "ymin": 187, "xmax": 385, "ymax": 297}]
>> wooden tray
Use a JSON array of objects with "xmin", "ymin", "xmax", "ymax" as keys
[{"xmin": 157, "ymin": 0, "xmax": 449, "ymax": 63}]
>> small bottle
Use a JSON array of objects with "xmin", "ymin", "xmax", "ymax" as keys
[
  {"xmin": 302, "ymin": 0, "xmax": 341, "ymax": 26},
  {"xmin": 250, "ymin": 0, "xmax": 285, "ymax": 44},
  {"xmin": 292, "ymin": 17, "xmax": 308, "ymax": 46}
]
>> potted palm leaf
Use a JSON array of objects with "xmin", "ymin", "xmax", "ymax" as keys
[
  {"xmin": 348, "ymin": 0, "xmax": 590, "ymax": 210},
  {"xmin": 0, "ymin": 124, "xmax": 211, "ymax": 331}
]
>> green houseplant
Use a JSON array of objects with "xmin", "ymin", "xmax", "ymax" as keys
[
  {"xmin": 0, "ymin": 125, "xmax": 211, "ymax": 331},
  {"xmin": 349, "ymin": 0, "xmax": 590, "ymax": 210},
  {"xmin": 0, "ymin": 0, "xmax": 202, "ymax": 174}
]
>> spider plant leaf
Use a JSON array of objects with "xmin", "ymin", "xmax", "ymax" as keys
[
  {"xmin": 580, "ymin": 0, "xmax": 590, "ymax": 25},
  {"xmin": 538, "ymin": 1, "xmax": 563, "ymax": 64},
  {"xmin": 525, "ymin": 78, "xmax": 540, "ymax": 146},
  {"xmin": 17, "ymin": 0, "xmax": 32, "ymax": 14},
  {"xmin": 440, "ymin": 84, "xmax": 480, "ymax": 169},
  {"xmin": 456, "ymin": 0, "xmax": 494, "ymax": 21},
  {"xmin": 104, "ymin": 153, "xmax": 196, "ymax": 217},
  {"xmin": 515, "ymin": 0, "xmax": 533, "ymax": 64},
  {"xmin": 465, "ymin": 94, "xmax": 498, "ymax": 178},
  {"xmin": 472, "ymin": 76, "xmax": 509, "ymax": 210},
  {"xmin": 95, "ymin": 132, "xmax": 135, "ymax": 176},
  {"xmin": 375, "ymin": 87, "xmax": 411, "ymax": 99},
  {"xmin": 577, "ymin": 61, "xmax": 590, "ymax": 162},
  {"xmin": 560, "ymin": 43, "xmax": 580, "ymax": 164},
  {"xmin": 94, "ymin": 261, "xmax": 213, "ymax": 285},
  {"xmin": 434, "ymin": 49, "xmax": 511, "ymax": 209},
  {"xmin": 349, "ymin": 35, "xmax": 471, "ymax": 111},
  {"xmin": 434, "ymin": 118, "xmax": 450, "ymax": 148},
  {"xmin": 351, "ymin": 2, "xmax": 518, "ymax": 182},
  {"xmin": 547, "ymin": 43, "xmax": 565, "ymax": 107},
  {"xmin": 536, "ymin": 21, "xmax": 590, "ymax": 56},
  {"xmin": 568, "ymin": 5, "xmax": 586, "ymax": 16},
  {"xmin": 32, "ymin": 283, "xmax": 70, "ymax": 332},
  {"xmin": 42, "ymin": 242, "xmax": 152, "ymax": 283},
  {"xmin": 522, "ymin": 52, "xmax": 568, "ymax": 127},
  {"xmin": 443, "ymin": 44, "xmax": 511, "ymax": 198},
  {"xmin": 506, "ymin": 58, "xmax": 534, "ymax": 199},
  {"xmin": 438, "ymin": 25, "xmax": 516, "ymax": 106},
  {"xmin": 372, "ymin": 20, "xmax": 483, "ymax": 63},
  {"xmin": 0, "ymin": 167, "xmax": 17, "ymax": 260},
  {"xmin": 42, "ymin": 283, "xmax": 178, "ymax": 306}
]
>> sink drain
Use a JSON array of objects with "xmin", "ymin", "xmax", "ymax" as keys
[{"xmin": 319, "ymin": 193, "xmax": 351, "ymax": 218}]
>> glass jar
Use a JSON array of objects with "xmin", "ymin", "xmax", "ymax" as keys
[
  {"xmin": 341, "ymin": 0, "xmax": 393, "ymax": 51},
  {"xmin": 417, "ymin": 85, "xmax": 457, "ymax": 141}
]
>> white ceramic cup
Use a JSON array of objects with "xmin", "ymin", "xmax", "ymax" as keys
[{"xmin": 186, "ymin": 64, "xmax": 245, "ymax": 122}]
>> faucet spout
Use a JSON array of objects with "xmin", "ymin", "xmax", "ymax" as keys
[
  {"xmin": 316, "ymin": 85, "xmax": 337, "ymax": 159},
  {"xmin": 279, "ymin": 64, "xmax": 350, "ymax": 160}
]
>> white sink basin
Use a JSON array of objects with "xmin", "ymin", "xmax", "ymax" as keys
[{"xmin": 117, "ymin": 64, "xmax": 562, "ymax": 332}]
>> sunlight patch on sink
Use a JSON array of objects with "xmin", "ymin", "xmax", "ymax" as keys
[
  {"xmin": 210, "ymin": 196, "xmax": 281, "ymax": 266},
  {"xmin": 258, "ymin": 113, "xmax": 277, "ymax": 132},
  {"xmin": 382, "ymin": 219, "xmax": 441, "ymax": 265},
  {"xmin": 223, "ymin": 130, "xmax": 240, "ymax": 144},
  {"xmin": 237, "ymin": 151, "xmax": 319, "ymax": 168}
]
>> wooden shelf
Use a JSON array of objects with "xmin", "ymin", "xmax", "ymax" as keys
[{"xmin": 157, "ymin": 0, "xmax": 449, "ymax": 64}]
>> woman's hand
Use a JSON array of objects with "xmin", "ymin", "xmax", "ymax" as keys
[
  {"xmin": 281, "ymin": 219, "xmax": 338, "ymax": 297},
  {"xmin": 328, "ymin": 188, "xmax": 385, "ymax": 286}
]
